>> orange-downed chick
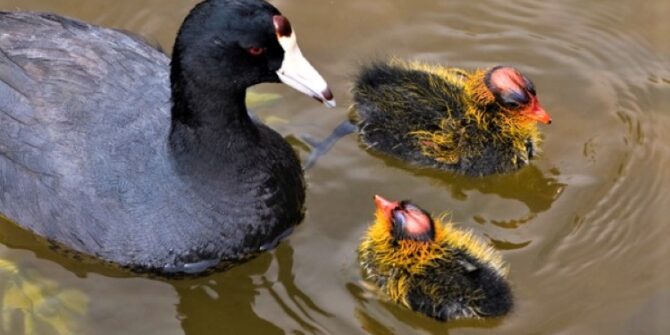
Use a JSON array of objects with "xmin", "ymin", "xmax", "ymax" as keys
[
  {"xmin": 358, "ymin": 195, "xmax": 513, "ymax": 321},
  {"xmin": 350, "ymin": 59, "xmax": 551, "ymax": 176}
]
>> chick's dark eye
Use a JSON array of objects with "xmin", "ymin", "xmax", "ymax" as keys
[
  {"xmin": 392, "ymin": 210, "xmax": 406, "ymax": 227},
  {"xmin": 500, "ymin": 91, "xmax": 528, "ymax": 109},
  {"xmin": 503, "ymin": 101, "xmax": 520, "ymax": 109},
  {"xmin": 247, "ymin": 47, "xmax": 266, "ymax": 56}
]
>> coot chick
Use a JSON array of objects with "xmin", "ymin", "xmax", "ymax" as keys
[
  {"xmin": 0, "ymin": 0, "xmax": 335, "ymax": 276},
  {"xmin": 359, "ymin": 195, "xmax": 513, "ymax": 321},
  {"xmin": 350, "ymin": 59, "xmax": 551, "ymax": 176}
]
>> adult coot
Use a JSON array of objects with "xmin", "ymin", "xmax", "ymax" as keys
[
  {"xmin": 0, "ymin": 0, "xmax": 335, "ymax": 276},
  {"xmin": 350, "ymin": 59, "xmax": 551, "ymax": 176},
  {"xmin": 359, "ymin": 195, "xmax": 513, "ymax": 321}
]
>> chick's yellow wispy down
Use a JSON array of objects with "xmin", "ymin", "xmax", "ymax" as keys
[
  {"xmin": 358, "ymin": 196, "xmax": 513, "ymax": 321},
  {"xmin": 350, "ymin": 58, "xmax": 551, "ymax": 176}
]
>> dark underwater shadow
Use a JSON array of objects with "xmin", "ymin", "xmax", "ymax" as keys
[{"xmin": 0, "ymin": 218, "xmax": 331, "ymax": 334}]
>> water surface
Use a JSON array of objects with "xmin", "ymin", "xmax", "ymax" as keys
[{"xmin": 0, "ymin": 0, "xmax": 668, "ymax": 334}]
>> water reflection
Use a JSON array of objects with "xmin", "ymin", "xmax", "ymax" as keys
[
  {"xmin": 373, "ymin": 152, "xmax": 566, "ymax": 220},
  {"xmin": 171, "ymin": 253, "xmax": 282, "ymax": 335},
  {"xmin": 0, "ymin": 0, "xmax": 668, "ymax": 333},
  {"xmin": 0, "ymin": 258, "xmax": 88, "ymax": 335},
  {"xmin": 0, "ymin": 221, "xmax": 87, "ymax": 334},
  {"xmin": 347, "ymin": 280, "xmax": 504, "ymax": 335},
  {"xmin": 0, "ymin": 218, "xmax": 336, "ymax": 335},
  {"xmin": 172, "ymin": 243, "xmax": 332, "ymax": 335}
]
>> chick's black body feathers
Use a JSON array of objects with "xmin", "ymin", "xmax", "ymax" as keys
[
  {"xmin": 358, "ymin": 242, "xmax": 513, "ymax": 321},
  {"xmin": 351, "ymin": 61, "xmax": 539, "ymax": 176},
  {"xmin": 405, "ymin": 252, "xmax": 514, "ymax": 321}
]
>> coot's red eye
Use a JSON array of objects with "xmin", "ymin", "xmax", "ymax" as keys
[{"xmin": 247, "ymin": 47, "xmax": 266, "ymax": 56}]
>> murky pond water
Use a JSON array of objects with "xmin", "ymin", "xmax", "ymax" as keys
[{"xmin": 0, "ymin": 0, "xmax": 669, "ymax": 334}]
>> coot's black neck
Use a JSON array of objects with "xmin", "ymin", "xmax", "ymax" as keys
[
  {"xmin": 172, "ymin": 86, "xmax": 256, "ymax": 132},
  {"xmin": 168, "ymin": 57, "xmax": 259, "ymax": 161}
]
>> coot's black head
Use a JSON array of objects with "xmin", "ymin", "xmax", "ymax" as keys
[
  {"xmin": 171, "ymin": 0, "xmax": 335, "ymax": 106},
  {"xmin": 484, "ymin": 66, "xmax": 551, "ymax": 124}
]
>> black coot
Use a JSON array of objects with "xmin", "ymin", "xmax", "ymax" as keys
[{"xmin": 0, "ymin": 0, "xmax": 335, "ymax": 276}]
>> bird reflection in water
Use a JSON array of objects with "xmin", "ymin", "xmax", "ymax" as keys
[
  {"xmin": 173, "ymin": 243, "xmax": 333, "ymax": 335},
  {"xmin": 0, "ymin": 257, "xmax": 88, "ymax": 335}
]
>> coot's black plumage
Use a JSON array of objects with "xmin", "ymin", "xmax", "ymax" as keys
[{"xmin": 0, "ymin": 0, "xmax": 335, "ymax": 276}]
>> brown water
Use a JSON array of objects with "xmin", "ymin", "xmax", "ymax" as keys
[{"xmin": 0, "ymin": 0, "xmax": 669, "ymax": 334}]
